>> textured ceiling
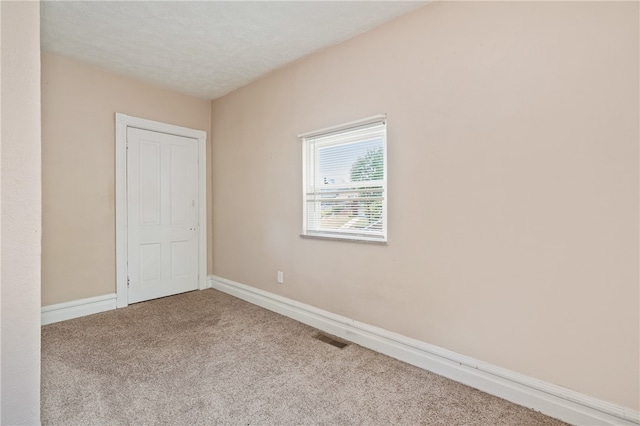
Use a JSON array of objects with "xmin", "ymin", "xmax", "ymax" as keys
[{"xmin": 41, "ymin": 1, "xmax": 427, "ymax": 100}]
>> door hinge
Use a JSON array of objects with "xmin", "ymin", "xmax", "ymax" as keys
[{"xmin": 127, "ymin": 276, "xmax": 130, "ymax": 288}]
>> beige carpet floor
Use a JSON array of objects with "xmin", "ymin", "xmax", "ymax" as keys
[{"xmin": 42, "ymin": 289, "xmax": 568, "ymax": 426}]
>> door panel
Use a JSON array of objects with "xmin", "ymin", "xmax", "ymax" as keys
[
  {"xmin": 127, "ymin": 127, "xmax": 199, "ymax": 303},
  {"xmin": 139, "ymin": 140, "xmax": 161, "ymax": 225},
  {"xmin": 170, "ymin": 241, "xmax": 189, "ymax": 278},
  {"xmin": 170, "ymin": 144, "xmax": 189, "ymax": 224}
]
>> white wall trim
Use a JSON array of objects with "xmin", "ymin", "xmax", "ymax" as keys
[
  {"xmin": 115, "ymin": 113, "xmax": 208, "ymax": 308},
  {"xmin": 209, "ymin": 275, "xmax": 640, "ymax": 426},
  {"xmin": 204, "ymin": 276, "xmax": 214, "ymax": 289},
  {"xmin": 41, "ymin": 294, "xmax": 117, "ymax": 326},
  {"xmin": 297, "ymin": 114, "xmax": 387, "ymax": 139}
]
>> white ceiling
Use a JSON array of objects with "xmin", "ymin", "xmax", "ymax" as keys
[{"xmin": 41, "ymin": 1, "xmax": 427, "ymax": 100}]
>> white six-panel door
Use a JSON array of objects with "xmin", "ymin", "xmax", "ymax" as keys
[{"xmin": 127, "ymin": 127, "xmax": 199, "ymax": 303}]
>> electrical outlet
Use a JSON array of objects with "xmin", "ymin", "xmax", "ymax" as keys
[{"xmin": 277, "ymin": 270, "xmax": 284, "ymax": 284}]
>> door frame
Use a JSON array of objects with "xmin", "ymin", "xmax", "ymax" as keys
[{"xmin": 115, "ymin": 113, "xmax": 207, "ymax": 308}]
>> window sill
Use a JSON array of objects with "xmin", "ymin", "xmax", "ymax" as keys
[{"xmin": 300, "ymin": 234, "xmax": 388, "ymax": 245}]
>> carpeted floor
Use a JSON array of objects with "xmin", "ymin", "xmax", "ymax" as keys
[{"xmin": 42, "ymin": 289, "xmax": 568, "ymax": 425}]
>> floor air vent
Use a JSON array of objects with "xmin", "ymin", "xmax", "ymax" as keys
[{"xmin": 314, "ymin": 333, "xmax": 350, "ymax": 349}]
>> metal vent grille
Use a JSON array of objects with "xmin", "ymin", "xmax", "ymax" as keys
[{"xmin": 314, "ymin": 332, "xmax": 350, "ymax": 349}]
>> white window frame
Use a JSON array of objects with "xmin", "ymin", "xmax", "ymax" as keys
[{"xmin": 300, "ymin": 115, "xmax": 387, "ymax": 243}]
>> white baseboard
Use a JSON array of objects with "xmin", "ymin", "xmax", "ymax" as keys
[
  {"xmin": 208, "ymin": 275, "xmax": 639, "ymax": 426},
  {"xmin": 41, "ymin": 293, "xmax": 117, "ymax": 326},
  {"xmin": 203, "ymin": 276, "xmax": 213, "ymax": 289}
]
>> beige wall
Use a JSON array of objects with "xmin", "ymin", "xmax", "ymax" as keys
[
  {"xmin": 1, "ymin": 1, "xmax": 42, "ymax": 423},
  {"xmin": 41, "ymin": 52, "xmax": 212, "ymax": 306},
  {"xmin": 211, "ymin": 1, "xmax": 639, "ymax": 410}
]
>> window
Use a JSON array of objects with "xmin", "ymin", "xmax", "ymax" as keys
[{"xmin": 301, "ymin": 116, "xmax": 387, "ymax": 242}]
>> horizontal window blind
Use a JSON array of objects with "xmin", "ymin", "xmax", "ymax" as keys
[{"xmin": 303, "ymin": 120, "xmax": 387, "ymax": 242}]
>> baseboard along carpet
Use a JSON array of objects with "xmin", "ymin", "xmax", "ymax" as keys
[{"xmin": 41, "ymin": 289, "xmax": 568, "ymax": 425}]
